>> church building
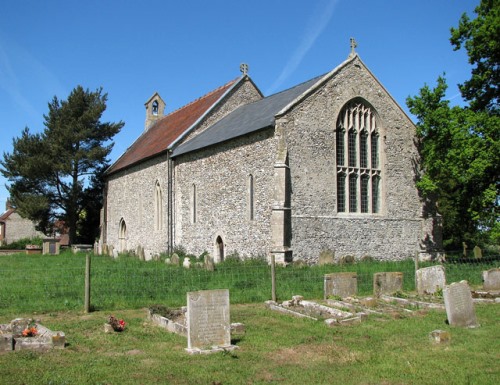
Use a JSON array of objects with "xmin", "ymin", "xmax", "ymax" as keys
[{"xmin": 103, "ymin": 47, "xmax": 442, "ymax": 263}]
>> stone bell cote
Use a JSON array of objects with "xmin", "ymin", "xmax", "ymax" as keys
[{"xmin": 144, "ymin": 92, "xmax": 166, "ymax": 132}]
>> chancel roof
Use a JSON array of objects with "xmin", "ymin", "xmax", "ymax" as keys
[
  {"xmin": 106, "ymin": 77, "xmax": 242, "ymax": 175},
  {"xmin": 172, "ymin": 74, "xmax": 326, "ymax": 158}
]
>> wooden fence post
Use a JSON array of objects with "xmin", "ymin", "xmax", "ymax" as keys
[{"xmin": 85, "ymin": 253, "xmax": 91, "ymax": 313}]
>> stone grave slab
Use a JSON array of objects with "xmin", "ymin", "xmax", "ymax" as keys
[
  {"xmin": 186, "ymin": 289, "xmax": 237, "ymax": 354},
  {"xmin": 482, "ymin": 268, "xmax": 500, "ymax": 291},
  {"xmin": 416, "ymin": 265, "xmax": 446, "ymax": 295},
  {"xmin": 324, "ymin": 272, "xmax": 357, "ymax": 299},
  {"xmin": 319, "ymin": 249, "xmax": 335, "ymax": 265},
  {"xmin": 443, "ymin": 281, "xmax": 478, "ymax": 328},
  {"xmin": 373, "ymin": 272, "xmax": 403, "ymax": 297}
]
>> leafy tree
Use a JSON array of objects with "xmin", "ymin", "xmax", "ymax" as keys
[
  {"xmin": 1, "ymin": 86, "xmax": 124, "ymax": 244},
  {"xmin": 450, "ymin": 0, "xmax": 500, "ymax": 113},
  {"xmin": 407, "ymin": 0, "xmax": 500, "ymax": 249}
]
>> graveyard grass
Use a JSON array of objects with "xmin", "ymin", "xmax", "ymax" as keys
[
  {"xmin": 0, "ymin": 252, "xmax": 499, "ymax": 384},
  {"xmin": 0, "ymin": 305, "xmax": 499, "ymax": 384}
]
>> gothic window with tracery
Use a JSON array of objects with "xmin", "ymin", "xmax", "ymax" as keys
[{"xmin": 336, "ymin": 101, "xmax": 381, "ymax": 214}]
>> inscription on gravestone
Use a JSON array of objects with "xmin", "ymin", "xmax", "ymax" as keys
[
  {"xmin": 187, "ymin": 289, "xmax": 235, "ymax": 353},
  {"xmin": 443, "ymin": 281, "xmax": 478, "ymax": 328},
  {"xmin": 324, "ymin": 272, "xmax": 357, "ymax": 299}
]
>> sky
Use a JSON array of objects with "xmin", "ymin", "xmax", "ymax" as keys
[{"xmin": 0, "ymin": 0, "xmax": 478, "ymax": 210}]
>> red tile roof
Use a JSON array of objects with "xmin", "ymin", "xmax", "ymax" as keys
[
  {"xmin": 106, "ymin": 77, "xmax": 241, "ymax": 175},
  {"xmin": 0, "ymin": 208, "xmax": 15, "ymax": 222}
]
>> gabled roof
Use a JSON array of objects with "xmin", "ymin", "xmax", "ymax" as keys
[
  {"xmin": 171, "ymin": 74, "xmax": 326, "ymax": 157},
  {"xmin": 106, "ymin": 76, "xmax": 244, "ymax": 175},
  {"xmin": 0, "ymin": 208, "xmax": 15, "ymax": 222}
]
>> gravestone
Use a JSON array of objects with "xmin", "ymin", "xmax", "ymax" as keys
[
  {"xmin": 319, "ymin": 249, "xmax": 335, "ymax": 265},
  {"xmin": 416, "ymin": 265, "xmax": 446, "ymax": 295},
  {"xmin": 205, "ymin": 254, "xmax": 215, "ymax": 271},
  {"xmin": 170, "ymin": 253, "xmax": 180, "ymax": 266},
  {"xmin": 482, "ymin": 268, "xmax": 500, "ymax": 291},
  {"xmin": 373, "ymin": 272, "xmax": 403, "ymax": 297},
  {"xmin": 324, "ymin": 272, "xmax": 357, "ymax": 299},
  {"xmin": 443, "ymin": 281, "xmax": 478, "ymax": 328},
  {"xmin": 183, "ymin": 257, "xmax": 191, "ymax": 269},
  {"xmin": 186, "ymin": 289, "xmax": 237, "ymax": 354},
  {"xmin": 136, "ymin": 245, "xmax": 145, "ymax": 261},
  {"xmin": 473, "ymin": 246, "xmax": 482, "ymax": 259}
]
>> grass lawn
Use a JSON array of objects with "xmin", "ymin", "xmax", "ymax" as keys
[{"xmin": 0, "ymin": 303, "xmax": 499, "ymax": 384}]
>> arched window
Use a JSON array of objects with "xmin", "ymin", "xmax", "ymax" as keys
[
  {"xmin": 336, "ymin": 101, "xmax": 381, "ymax": 214},
  {"xmin": 216, "ymin": 236, "xmax": 224, "ymax": 262},
  {"xmin": 118, "ymin": 218, "xmax": 127, "ymax": 252},
  {"xmin": 152, "ymin": 100, "xmax": 159, "ymax": 115},
  {"xmin": 192, "ymin": 184, "xmax": 197, "ymax": 223},
  {"xmin": 154, "ymin": 181, "xmax": 163, "ymax": 230}
]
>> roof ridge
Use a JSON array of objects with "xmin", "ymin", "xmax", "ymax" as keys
[{"xmin": 162, "ymin": 77, "xmax": 240, "ymax": 119}]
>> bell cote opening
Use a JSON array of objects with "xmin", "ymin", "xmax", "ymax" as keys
[{"xmin": 144, "ymin": 92, "xmax": 166, "ymax": 131}]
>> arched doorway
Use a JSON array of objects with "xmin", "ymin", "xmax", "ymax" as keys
[
  {"xmin": 216, "ymin": 236, "xmax": 224, "ymax": 263},
  {"xmin": 119, "ymin": 219, "xmax": 127, "ymax": 253}
]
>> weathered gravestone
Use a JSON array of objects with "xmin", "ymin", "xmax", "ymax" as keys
[
  {"xmin": 319, "ymin": 249, "xmax": 335, "ymax": 266},
  {"xmin": 205, "ymin": 254, "xmax": 215, "ymax": 271},
  {"xmin": 170, "ymin": 253, "xmax": 180, "ymax": 266},
  {"xmin": 186, "ymin": 289, "xmax": 237, "ymax": 354},
  {"xmin": 416, "ymin": 265, "xmax": 446, "ymax": 295},
  {"xmin": 324, "ymin": 272, "xmax": 357, "ymax": 299},
  {"xmin": 443, "ymin": 281, "xmax": 478, "ymax": 328},
  {"xmin": 373, "ymin": 272, "xmax": 403, "ymax": 297},
  {"xmin": 482, "ymin": 268, "xmax": 500, "ymax": 291},
  {"xmin": 473, "ymin": 246, "xmax": 482, "ymax": 259}
]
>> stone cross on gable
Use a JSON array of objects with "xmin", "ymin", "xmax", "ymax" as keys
[
  {"xmin": 350, "ymin": 38, "xmax": 357, "ymax": 56},
  {"xmin": 240, "ymin": 63, "xmax": 249, "ymax": 75}
]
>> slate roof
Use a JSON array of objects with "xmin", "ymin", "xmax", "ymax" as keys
[
  {"xmin": 106, "ymin": 77, "xmax": 243, "ymax": 175},
  {"xmin": 171, "ymin": 74, "xmax": 326, "ymax": 157}
]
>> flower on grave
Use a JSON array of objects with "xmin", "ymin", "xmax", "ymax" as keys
[
  {"xmin": 107, "ymin": 315, "xmax": 126, "ymax": 332},
  {"xmin": 22, "ymin": 322, "xmax": 38, "ymax": 337}
]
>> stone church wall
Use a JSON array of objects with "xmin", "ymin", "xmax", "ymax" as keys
[
  {"xmin": 282, "ymin": 57, "xmax": 430, "ymax": 262},
  {"xmin": 106, "ymin": 154, "xmax": 169, "ymax": 259},
  {"xmin": 2, "ymin": 212, "xmax": 44, "ymax": 244},
  {"xmin": 174, "ymin": 129, "xmax": 276, "ymax": 259}
]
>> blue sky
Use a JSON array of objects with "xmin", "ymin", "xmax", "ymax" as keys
[{"xmin": 0, "ymin": 0, "xmax": 477, "ymax": 210}]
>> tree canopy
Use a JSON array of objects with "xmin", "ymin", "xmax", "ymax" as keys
[
  {"xmin": 1, "ymin": 86, "xmax": 124, "ymax": 244},
  {"xmin": 407, "ymin": 0, "xmax": 500, "ymax": 249}
]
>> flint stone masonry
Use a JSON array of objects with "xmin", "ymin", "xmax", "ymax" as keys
[
  {"xmin": 104, "ymin": 79, "xmax": 262, "ymax": 258},
  {"xmin": 324, "ymin": 272, "xmax": 357, "ymax": 299},
  {"xmin": 373, "ymin": 272, "xmax": 403, "ymax": 297},
  {"xmin": 186, "ymin": 289, "xmax": 237, "ymax": 354},
  {"xmin": 416, "ymin": 265, "xmax": 446, "ymax": 295},
  {"xmin": 443, "ymin": 281, "xmax": 478, "ymax": 328},
  {"xmin": 482, "ymin": 268, "xmax": 500, "ymax": 291}
]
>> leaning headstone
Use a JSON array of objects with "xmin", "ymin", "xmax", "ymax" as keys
[
  {"xmin": 373, "ymin": 272, "xmax": 403, "ymax": 297},
  {"xmin": 443, "ymin": 280, "xmax": 478, "ymax": 328},
  {"xmin": 482, "ymin": 268, "xmax": 500, "ymax": 291},
  {"xmin": 319, "ymin": 249, "xmax": 335, "ymax": 265},
  {"xmin": 186, "ymin": 289, "xmax": 237, "ymax": 354},
  {"xmin": 324, "ymin": 272, "xmax": 357, "ymax": 299},
  {"xmin": 416, "ymin": 265, "xmax": 446, "ymax": 295},
  {"xmin": 473, "ymin": 246, "xmax": 482, "ymax": 259},
  {"xmin": 170, "ymin": 253, "xmax": 180, "ymax": 266}
]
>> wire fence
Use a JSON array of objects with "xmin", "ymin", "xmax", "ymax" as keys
[{"xmin": 0, "ymin": 251, "xmax": 498, "ymax": 314}]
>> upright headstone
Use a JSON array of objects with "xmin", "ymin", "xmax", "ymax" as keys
[
  {"xmin": 373, "ymin": 272, "xmax": 403, "ymax": 297},
  {"xmin": 482, "ymin": 268, "xmax": 500, "ymax": 291},
  {"xmin": 170, "ymin": 253, "xmax": 180, "ymax": 266},
  {"xmin": 443, "ymin": 281, "xmax": 478, "ymax": 328},
  {"xmin": 136, "ymin": 245, "xmax": 145, "ymax": 261},
  {"xmin": 186, "ymin": 289, "xmax": 237, "ymax": 354},
  {"xmin": 183, "ymin": 257, "xmax": 191, "ymax": 269},
  {"xmin": 324, "ymin": 272, "xmax": 357, "ymax": 299},
  {"xmin": 319, "ymin": 249, "xmax": 335, "ymax": 265},
  {"xmin": 416, "ymin": 265, "xmax": 446, "ymax": 295},
  {"xmin": 205, "ymin": 254, "xmax": 215, "ymax": 271},
  {"xmin": 473, "ymin": 246, "xmax": 482, "ymax": 259},
  {"xmin": 462, "ymin": 242, "xmax": 468, "ymax": 257}
]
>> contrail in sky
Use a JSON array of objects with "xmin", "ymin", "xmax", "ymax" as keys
[{"xmin": 266, "ymin": 0, "xmax": 339, "ymax": 95}]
